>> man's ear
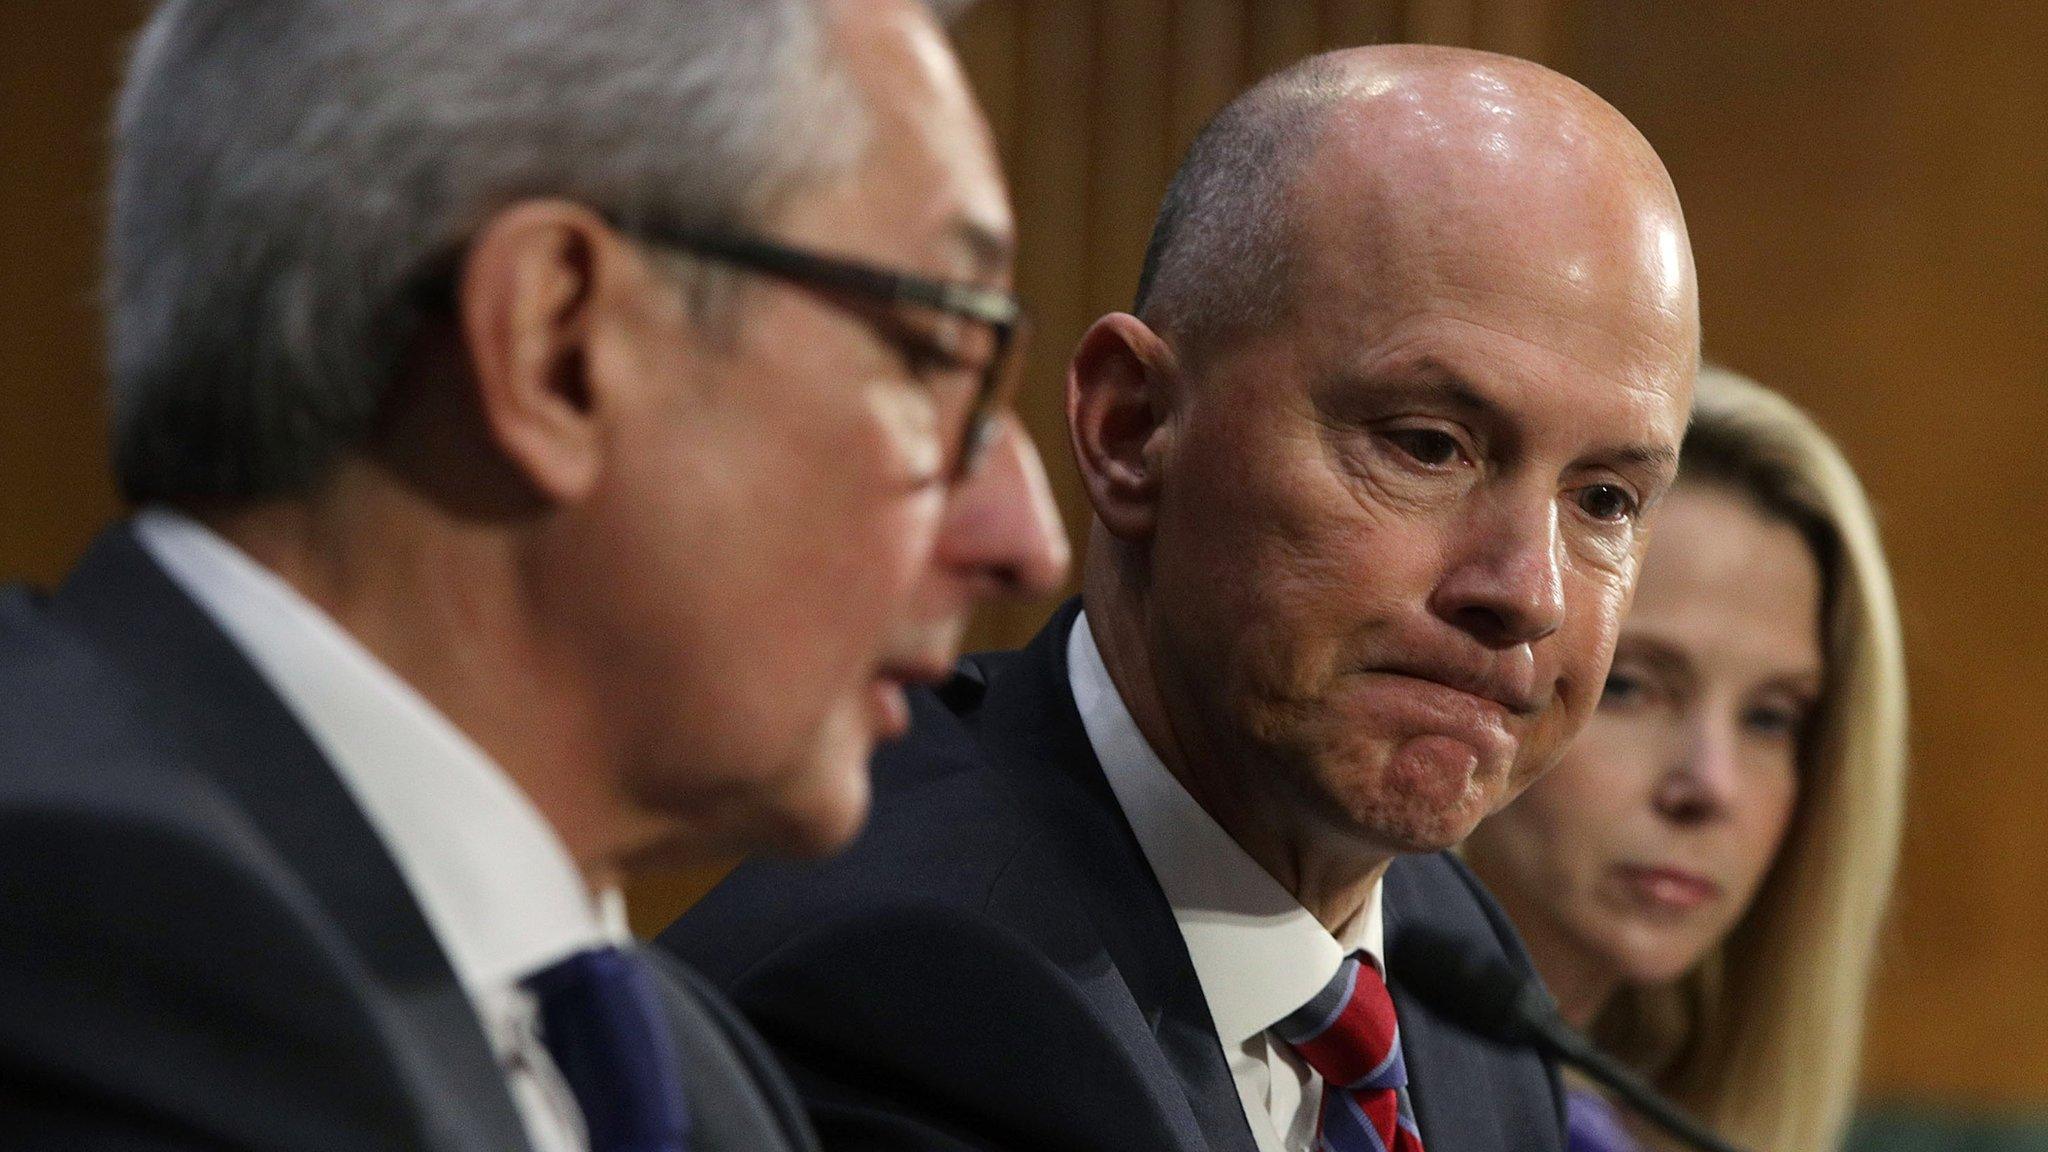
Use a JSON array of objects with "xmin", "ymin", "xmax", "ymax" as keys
[
  {"xmin": 458, "ymin": 199, "xmax": 626, "ymax": 504},
  {"xmin": 1067, "ymin": 312, "xmax": 1177, "ymax": 542}
]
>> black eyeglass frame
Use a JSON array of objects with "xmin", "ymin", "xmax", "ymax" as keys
[{"xmin": 627, "ymin": 223, "xmax": 1029, "ymax": 482}]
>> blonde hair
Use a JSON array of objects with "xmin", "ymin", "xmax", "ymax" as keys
[{"xmin": 1591, "ymin": 366, "xmax": 1909, "ymax": 1152}]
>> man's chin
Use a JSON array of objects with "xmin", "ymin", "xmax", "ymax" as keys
[
  {"xmin": 712, "ymin": 690, "xmax": 885, "ymax": 858},
  {"xmin": 761, "ymin": 743, "xmax": 877, "ymax": 859},
  {"xmin": 623, "ymin": 740, "xmax": 876, "ymax": 867},
  {"xmin": 1383, "ymin": 817, "xmax": 1486, "ymax": 856},
  {"xmin": 638, "ymin": 777, "xmax": 871, "ymax": 866},
  {"xmin": 768, "ymin": 787, "xmax": 872, "ymax": 859},
  {"xmin": 1326, "ymin": 781, "xmax": 1504, "ymax": 859}
]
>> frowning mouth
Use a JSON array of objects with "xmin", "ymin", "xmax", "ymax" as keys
[{"xmin": 1365, "ymin": 661, "xmax": 1543, "ymax": 717}]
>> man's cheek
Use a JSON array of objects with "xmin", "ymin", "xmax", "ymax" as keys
[{"xmin": 1563, "ymin": 570, "xmax": 1631, "ymax": 661}]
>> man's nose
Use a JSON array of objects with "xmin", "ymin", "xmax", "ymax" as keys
[
  {"xmin": 935, "ymin": 414, "xmax": 1071, "ymax": 600},
  {"xmin": 1428, "ymin": 489, "xmax": 1567, "ymax": 649}
]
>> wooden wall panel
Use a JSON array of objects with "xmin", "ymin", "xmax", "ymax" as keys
[
  {"xmin": 0, "ymin": 4, "xmax": 137, "ymax": 587},
  {"xmin": 1248, "ymin": 0, "xmax": 1324, "ymax": 78},
  {"xmin": 1321, "ymin": 1, "xmax": 1405, "ymax": 55},
  {"xmin": 1402, "ymin": 0, "xmax": 1476, "ymax": 47},
  {"xmin": 1556, "ymin": 0, "xmax": 2048, "ymax": 1107},
  {"xmin": 1094, "ymin": 0, "xmax": 1173, "ymax": 316},
  {"xmin": 1470, "ymin": 0, "xmax": 1557, "ymax": 61},
  {"xmin": 1171, "ymin": 1, "xmax": 1248, "ymax": 154}
]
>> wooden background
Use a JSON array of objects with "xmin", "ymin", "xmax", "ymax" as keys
[{"xmin": 6, "ymin": 0, "xmax": 2044, "ymax": 1110}]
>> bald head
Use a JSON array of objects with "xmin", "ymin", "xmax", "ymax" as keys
[
  {"xmin": 1134, "ymin": 45, "xmax": 1694, "ymax": 368},
  {"xmin": 1069, "ymin": 43, "xmax": 1699, "ymax": 911}
]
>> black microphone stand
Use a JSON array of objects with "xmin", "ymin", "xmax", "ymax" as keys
[{"xmin": 1396, "ymin": 930, "xmax": 1749, "ymax": 1152}]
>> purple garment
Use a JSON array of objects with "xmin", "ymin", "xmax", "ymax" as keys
[{"xmin": 1566, "ymin": 1087, "xmax": 1643, "ymax": 1152}]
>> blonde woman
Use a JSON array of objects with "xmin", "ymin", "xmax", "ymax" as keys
[{"xmin": 1462, "ymin": 366, "xmax": 1908, "ymax": 1152}]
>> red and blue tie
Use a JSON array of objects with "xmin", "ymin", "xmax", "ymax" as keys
[{"xmin": 1276, "ymin": 954, "xmax": 1425, "ymax": 1152}]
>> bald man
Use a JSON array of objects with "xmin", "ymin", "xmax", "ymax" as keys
[{"xmin": 663, "ymin": 46, "xmax": 1698, "ymax": 1152}]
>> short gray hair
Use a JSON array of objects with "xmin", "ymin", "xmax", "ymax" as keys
[
  {"xmin": 108, "ymin": 0, "xmax": 900, "ymax": 504},
  {"xmin": 1131, "ymin": 55, "xmax": 1354, "ymax": 367}
]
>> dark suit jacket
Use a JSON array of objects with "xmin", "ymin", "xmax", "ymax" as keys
[
  {"xmin": 0, "ymin": 524, "xmax": 816, "ymax": 1152},
  {"xmin": 663, "ymin": 600, "xmax": 1565, "ymax": 1152}
]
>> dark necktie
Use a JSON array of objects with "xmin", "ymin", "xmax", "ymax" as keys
[
  {"xmin": 1275, "ymin": 953, "xmax": 1425, "ymax": 1152},
  {"xmin": 524, "ymin": 946, "xmax": 692, "ymax": 1152}
]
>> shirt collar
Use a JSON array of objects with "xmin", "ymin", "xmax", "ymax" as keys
[
  {"xmin": 1067, "ymin": 611, "xmax": 1384, "ymax": 1049},
  {"xmin": 134, "ymin": 508, "xmax": 628, "ymax": 1002}
]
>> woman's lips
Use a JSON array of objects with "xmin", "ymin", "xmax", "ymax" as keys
[{"xmin": 1614, "ymin": 863, "xmax": 1722, "ymax": 913}]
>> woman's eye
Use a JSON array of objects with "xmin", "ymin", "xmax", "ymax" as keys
[
  {"xmin": 1599, "ymin": 669, "xmax": 1647, "ymax": 708},
  {"xmin": 1576, "ymin": 483, "xmax": 1639, "ymax": 523},
  {"xmin": 1385, "ymin": 428, "xmax": 1465, "ymax": 467},
  {"xmin": 1742, "ymin": 702, "xmax": 1808, "ymax": 741}
]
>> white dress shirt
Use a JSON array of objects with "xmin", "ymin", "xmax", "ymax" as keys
[
  {"xmin": 1068, "ymin": 612, "xmax": 1391, "ymax": 1152},
  {"xmin": 136, "ymin": 509, "xmax": 628, "ymax": 1152}
]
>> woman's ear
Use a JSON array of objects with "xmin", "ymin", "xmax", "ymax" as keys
[{"xmin": 1067, "ymin": 312, "xmax": 1178, "ymax": 542}]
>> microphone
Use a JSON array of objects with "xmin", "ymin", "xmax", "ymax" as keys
[{"xmin": 1395, "ymin": 928, "xmax": 1748, "ymax": 1152}]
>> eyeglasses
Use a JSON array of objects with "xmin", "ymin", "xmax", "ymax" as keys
[{"xmin": 627, "ymin": 223, "xmax": 1030, "ymax": 483}]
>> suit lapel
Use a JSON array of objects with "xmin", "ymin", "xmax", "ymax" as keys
[
  {"xmin": 1385, "ymin": 859, "xmax": 1506, "ymax": 1152},
  {"xmin": 1383, "ymin": 876, "xmax": 1440, "ymax": 1141},
  {"xmin": 970, "ymin": 601, "xmax": 1260, "ymax": 1152},
  {"xmin": 55, "ymin": 525, "xmax": 532, "ymax": 1152},
  {"xmin": 643, "ymin": 950, "xmax": 813, "ymax": 1152}
]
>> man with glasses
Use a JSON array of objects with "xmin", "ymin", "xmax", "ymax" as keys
[
  {"xmin": 665, "ymin": 45, "xmax": 1698, "ymax": 1152},
  {"xmin": 0, "ymin": 1, "xmax": 1063, "ymax": 1149}
]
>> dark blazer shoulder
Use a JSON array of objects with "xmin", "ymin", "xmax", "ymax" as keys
[
  {"xmin": 680, "ymin": 899, "xmax": 1194, "ymax": 1152},
  {"xmin": 1384, "ymin": 849, "xmax": 1551, "ymax": 988},
  {"xmin": 1385, "ymin": 850, "xmax": 1569, "ymax": 1152},
  {"xmin": 646, "ymin": 953, "xmax": 818, "ymax": 1152},
  {"xmin": 1388, "ymin": 852, "xmax": 1533, "ymax": 958},
  {"xmin": 0, "ymin": 727, "xmax": 436, "ymax": 1150},
  {"xmin": 0, "ymin": 528, "xmax": 525, "ymax": 1152}
]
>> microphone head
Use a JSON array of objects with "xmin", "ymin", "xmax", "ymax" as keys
[{"xmin": 1392, "ymin": 926, "xmax": 1561, "ymax": 1048}]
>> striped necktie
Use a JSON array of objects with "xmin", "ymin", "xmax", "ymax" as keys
[{"xmin": 1275, "ymin": 953, "xmax": 1424, "ymax": 1152}]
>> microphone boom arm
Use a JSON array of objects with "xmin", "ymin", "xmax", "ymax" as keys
[
  {"xmin": 1395, "ymin": 929, "xmax": 1751, "ymax": 1152},
  {"xmin": 1521, "ymin": 1002, "xmax": 1746, "ymax": 1152}
]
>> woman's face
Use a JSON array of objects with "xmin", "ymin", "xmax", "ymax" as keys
[{"xmin": 1464, "ymin": 485, "xmax": 1822, "ymax": 1017}]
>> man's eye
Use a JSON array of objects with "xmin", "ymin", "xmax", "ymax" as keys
[
  {"xmin": 1576, "ymin": 483, "xmax": 1639, "ymax": 522},
  {"xmin": 1385, "ymin": 428, "xmax": 1464, "ymax": 467},
  {"xmin": 896, "ymin": 336, "xmax": 970, "ymax": 384}
]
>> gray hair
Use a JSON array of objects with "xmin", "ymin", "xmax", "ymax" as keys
[
  {"xmin": 108, "ymin": 0, "xmax": 929, "ymax": 504},
  {"xmin": 1131, "ymin": 55, "xmax": 1353, "ymax": 367}
]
